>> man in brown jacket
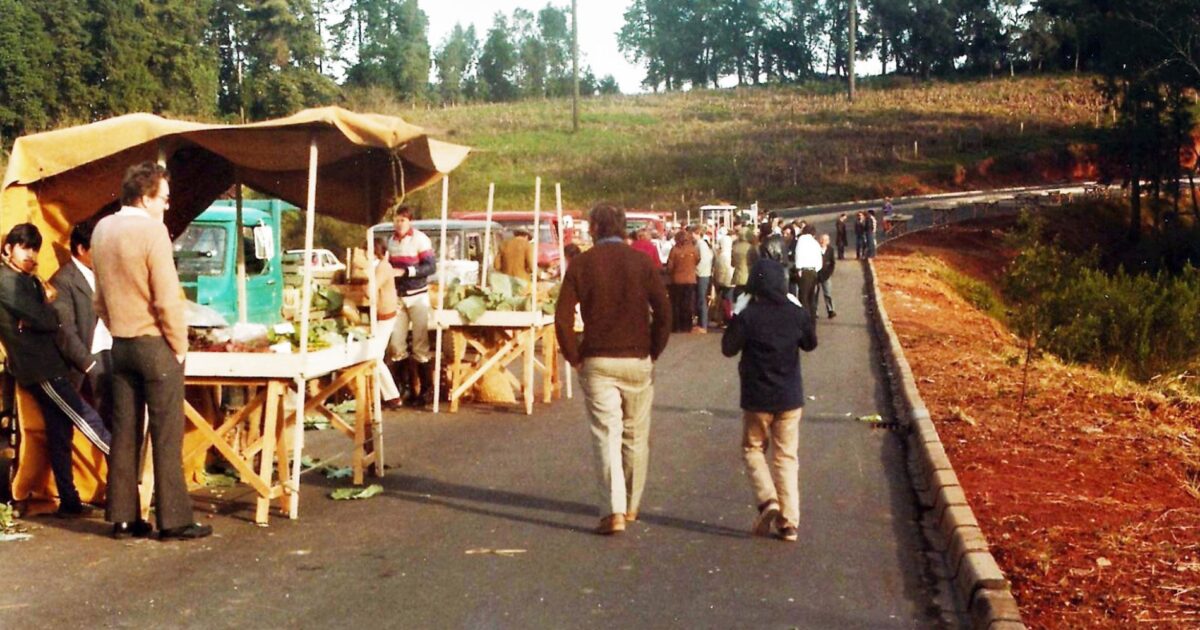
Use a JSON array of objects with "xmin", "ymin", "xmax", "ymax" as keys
[
  {"xmin": 494, "ymin": 229, "xmax": 534, "ymax": 281},
  {"xmin": 555, "ymin": 204, "xmax": 671, "ymax": 535},
  {"xmin": 92, "ymin": 161, "xmax": 211, "ymax": 541}
]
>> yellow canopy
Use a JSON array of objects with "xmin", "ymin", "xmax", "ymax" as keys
[
  {"xmin": 2, "ymin": 106, "xmax": 470, "ymax": 264},
  {"xmin": 1, "ymin": 107, "xmax": 469, "ymax": 512}
]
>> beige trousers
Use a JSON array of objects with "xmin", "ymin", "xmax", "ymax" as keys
[
  {"xmin": 579, "ymin": 356, "xmax": 654, "ymax": 517},
  {"xmin": 742, "ymin": 408, "xmax": 802, "ymax": 528}
]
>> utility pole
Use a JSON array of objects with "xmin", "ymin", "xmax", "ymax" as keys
[
  {"xmin": 572, "ymin": 0, "xmax": 580, "ymax": 132},
  {"xmin": 848, "ymin": 0, "xmax": 857, "ymax": 102}
]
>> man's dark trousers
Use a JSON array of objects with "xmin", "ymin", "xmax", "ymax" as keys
[
  {"xmin": 28, "ymin": 376, "xmax": 111, "ymax": 509},
  {"xmin": 107, "ymin": 336, "xmax": 194, "ymax": 530},
  {"xmin": 797, "ymin": 269, "xmax": 819, "ymax": 315}
]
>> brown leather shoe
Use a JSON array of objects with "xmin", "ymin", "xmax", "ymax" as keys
[
  {"xmin": 624, "ymin": 511, "xmax": 638, "ymax": 522},
  {"xmin": 752, "ymin": 501, "xmax": 780, "ymax": 537},
  {"xmin": 596, "ymin": 513, "xmax": 626, "ymax": 535}
]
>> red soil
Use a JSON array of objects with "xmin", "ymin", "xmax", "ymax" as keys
[{"xmin": 876, "ymin": 222, "xmax": 1200, "ymax": 628}]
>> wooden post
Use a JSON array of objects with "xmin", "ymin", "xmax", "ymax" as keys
[
  {"xmin": 556, "ymin": 183, "xmax": 572, "ymax": 400},
  {"xmin": 288, "ymin": 132, "xmax": 319, "ymax": 519},
  {"xmin": 235, "ymin": 177, "xmax": 247, "ymax": 323},
  {"xmin": 481, "ymin": 183, "xmax": 495, "ymax": 288},
  {"xmin": 432, "ymin": 177, "xmax": 450, "ymax": 413},
  {"xmin": 526, "ymin": 178, "xmax": 542, "ymax": 414}
]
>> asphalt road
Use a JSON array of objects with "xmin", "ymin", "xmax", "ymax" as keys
[{"xmin": 1, "ymin": 259, "xmax": 952, "ymax": 629}]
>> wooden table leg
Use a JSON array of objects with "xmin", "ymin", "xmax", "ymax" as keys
[
  {"xmin": 273, "ymin": 388, "xmax": 290, "ymax": 515},
  {"xmin": 541, "ymin": 326, "xmax": 554, "ymax": 403},
  {"xmin": 353, "ymin": 369, "xmax": 367, "ymax": 485},
  {"xmin": 523, "ymin": 326, "xmax": 535, "ymax": 415},
  {"xmin": 255, "ymin": 380, "xmax": 283, "ymax": 525}
]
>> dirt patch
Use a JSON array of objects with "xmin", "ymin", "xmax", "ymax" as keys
[{"xmin": 876, "ymin": 224, "xmax": 1200, "ymax": 629}]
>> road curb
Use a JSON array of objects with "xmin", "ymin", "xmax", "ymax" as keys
[{"xmin": 864, "ymin": 258, "xmax": 1025, "ymax": 630}]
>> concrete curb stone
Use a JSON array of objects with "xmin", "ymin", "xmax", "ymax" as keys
[{"xmin": 864, "ymin": 258, "xmax": 1025, "ymax": 629}]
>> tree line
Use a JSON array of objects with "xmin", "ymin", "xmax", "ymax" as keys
[
  {"xmin": 616, "ymin": 0, "xmax": 1156, "ymax": 91},
  {"xmin": 0, "ymin": 0, "xmax": 618, "ymax": 144}
]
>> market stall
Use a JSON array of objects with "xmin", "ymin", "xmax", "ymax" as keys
[
  {"xmin": 429, "ymin": 179, "xmax": 565, "ymax": 415},
  {"xmin": 1, "ymin": 107, "xmax": 470, "ymax": 520}
]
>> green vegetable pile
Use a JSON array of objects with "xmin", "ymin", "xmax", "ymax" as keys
[{"xmin": 441, "ymin": 273, "xmax": 559, "ymax": 323}]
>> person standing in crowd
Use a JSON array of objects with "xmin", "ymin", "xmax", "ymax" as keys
[
  {"xmin": 555, "ymin": 204, "xmax": 671, "ymax": 536},
  {"xmin": 691, "ymin": 224, "xmax": 713, "ymax": 333},
  {"xmin": 835, "ymin": 214, "xmax": 849, "ymax": 260},
  {"xmin": 386, "ymin": 206, "xmax": 437, "ymax": 407},
  {"xmin": 666, "ymin": 229, "xmax": 699, "ymax": 333},
  {"xmin": 51, "ymin": 223, "xmax": 114, "ymax": 427},
  {"xmin": 495, "ymin": 228, "xmax": 534, "ymax": 281},
  {"xmin": 630, "ymin": 229, "xmax": 661, "ymax": 269},
  {"xmin": 0, "ymin": 224, "xmax": 111, "ymax": 518},
  {"xmin": 92, "ymin": 162, "xmax": 210, "ymax": 540},
  {"xmin": 781, "ymin": 225, "xmax": 799, "ymax": 297},
  {"xmin": 816, "ymin": 234, "xmax": 837, "ymax": 319},
  {"xmin": 721, "ymin": 257, "xmax": 817, "ymax": 542},
  {"xmin": 865, "ymin": 209, "xmax": 879, "ymax": 258},
  {"xmin": 793, "ymin": 224, "xmax": 822, "ymax": 314},
  {"xmin": 713, "ymin": 227, "xmax": 735, "ymax": 327},
  {"xmin": 372, "ymin": 239, "xmax": 402, "ymax": 410},
  {"xmin": 653, "ymin": 229, "xmax": 673, "ymax": 267},
  {"xmin": 730, "ymin": 226, "xmax": 757, "ymax": 301},
  {"xmin": 854, "ymin": 211, "xmax": 867, "ymax": 259}
]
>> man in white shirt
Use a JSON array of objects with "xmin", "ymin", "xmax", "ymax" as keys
[{"xmin": 793, "ymin": 224, "xmax": 823, "ymax": 314}]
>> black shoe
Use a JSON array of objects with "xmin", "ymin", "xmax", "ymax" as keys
[
  {"xmin": 55, "ymin": 503, "xmax": 94, "ymax": 519},
  {"xmin": 828, "ymin": 311, "xmax": 837, "ymax": 319},
  {"xmin": 112, "ymin": 520, "xmax": 154, "ymax": 539},
  {"xmin": 158, "ymin": 523, "xmax": 213, "ymax": 541}
]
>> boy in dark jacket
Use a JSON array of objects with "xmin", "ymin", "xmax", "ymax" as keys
[
  {"xmin": 0, "ymin": 224, "xmax": 110, "ymax": 517},
  {"xmin": 721, "ymin": 257, "xmax": 817, "ymax": 541}
]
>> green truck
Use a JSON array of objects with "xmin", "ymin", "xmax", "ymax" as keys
[{"xmin": 173, "ymin": 199, "xmax": 294, "ymax": 325}]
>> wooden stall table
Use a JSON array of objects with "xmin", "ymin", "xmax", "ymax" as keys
[
  {"xmin": 432, "ymin": 310, "xmax": 561, "ymax": 414},
  {"xmin": 182, "ymin": 340, "xmax": 385, "ymax": 525}
]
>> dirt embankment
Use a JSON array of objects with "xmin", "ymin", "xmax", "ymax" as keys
[{"xmin": 875, "ymin": 222, "xmax": 1200, "ymax": 629}]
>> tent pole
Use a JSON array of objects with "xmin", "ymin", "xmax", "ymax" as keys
[
  {"xmin": 556, "ymin": 183, "xmax": 571, "ymax": 400},
  {"xmin": 235, "ymin": 174, "xmax": 247, "ymax": 323},
  {"xmin": 366, "ymin": 223, "xmax": 384, "ymax": 472},
  {"xmin": 289, "ymin": 132, "xmax": 319, "ymax": 518},
  {"xmin": 432, "ymin": 177, "xmax": 450, "ymax": 413},
  {"xmin": 526, "ymin": 177, "xmax": 541, "ymax": 415},
  {"xmin": 481, "ymin": 182, "xmax": 495, "ymax": 288}
]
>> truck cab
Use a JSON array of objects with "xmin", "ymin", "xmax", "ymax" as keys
[{"xmin": 173, "ymin": 199, "xmax": 292, "ymax": 325}]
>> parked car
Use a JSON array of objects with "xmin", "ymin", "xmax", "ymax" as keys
[
  {"xmin": 370, "ymin": 219, "xmax": 504, "ymax": 286},
  {"xmin": 281, "ymin": 248, "xmax": 346, "ymax": 285}
]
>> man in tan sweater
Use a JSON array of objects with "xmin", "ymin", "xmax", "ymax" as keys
[
  {"xmin": 92, "ymin": 161, "xmax": 211, "ymax": 541},
  {"xmin": 555, "ymin": 204, "xmax": 671, "ymax": 535}
]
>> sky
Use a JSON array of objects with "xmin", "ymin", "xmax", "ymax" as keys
[{"xmin": 419, "ymin": 0, "xmax": 645, "ymax": 93}]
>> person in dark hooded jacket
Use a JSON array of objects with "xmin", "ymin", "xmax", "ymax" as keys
[{"xmin": 721, "ymin": 257, "xmax": 817, "ymax": 542}]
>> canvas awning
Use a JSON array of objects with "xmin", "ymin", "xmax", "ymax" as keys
[{"xmin": 1, "ymin": 106, "xmax": 470, "ymax": 265}]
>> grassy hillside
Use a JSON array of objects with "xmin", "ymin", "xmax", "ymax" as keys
[
  {"xmin": 1, "ymin": 75, "xmax": 1108, "ymax": 249},
  {"xmin": 377, "ymin": 75, "xmax": 1106, "ymax": 217}
]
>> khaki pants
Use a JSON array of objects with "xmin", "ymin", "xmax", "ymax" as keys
[
  {"xmin": 742, "ymin": 408, "xmax": 802, "ymax": 528},
  {"xmin": 388, "ymin": 291, "xmax": 431, "ymax": 363},
  {"xmin": 579, "ymin": 357, "xmax": 654, "ymax": 517}
]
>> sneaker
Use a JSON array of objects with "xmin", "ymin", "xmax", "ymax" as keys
[
  {"xmin": 752, "ymin": 501, "xmax": 780, "ymax": 537},
  {"xmin": 777, "ymin": 525, "xmax": 799, "ymax": 542},
  {"xmin": 596, "ymin": 513, "xmax": 626, "ymax": 535},
  {"xmin": 159, "ymin": 523, "xmax": 213, "ymax": 541}
]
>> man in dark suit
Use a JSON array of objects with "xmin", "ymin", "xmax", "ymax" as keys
[
  {"xmin": 51, "ymin": 223, "xmax": 113, "ymax": 426},
  {"xmin": 816, "ymin": 234, "xmax": 837, "ymax": 319}
]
